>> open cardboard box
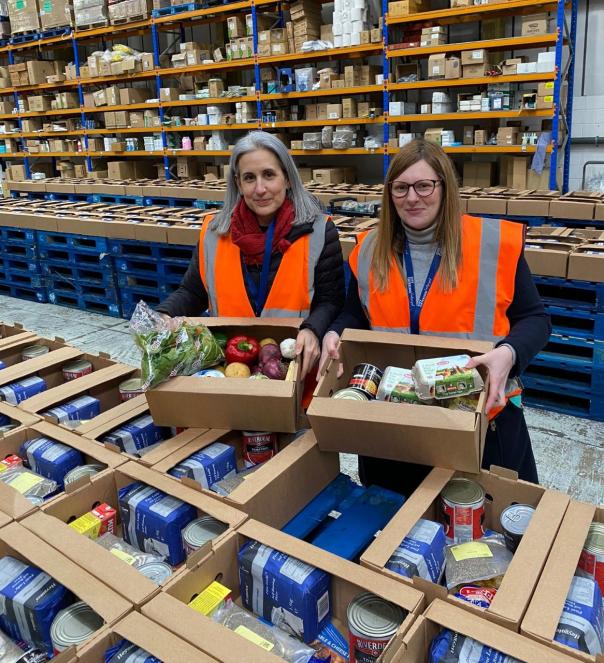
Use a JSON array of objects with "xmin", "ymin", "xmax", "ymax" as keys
[
  {"xmin": 76, "ymin": 393, "xmax": 210, "ymax": 466},
  {"xmin": 567, "ymin": 245, "xmax": 604, "ymax": 283},
  {"xmin": 0, "ymin": 509, "xmax": 11, "ymax": 528},
  {"xmin": 524, "ymin": 240, "xmax": 574, "ymax": 278},
  {"xmin": 18, "ymin": 363, "xmax": 136, "ymax": 423},
  {"xmin": 143, "ymin": 519, "xmax": 425, "ymax": 663},
  {"xmin": 549, "ymin": 194, "xmax": 598, "ymax": 221},
  {"xmin": 0, "ymin": 521, "xmax": 132, "ymax": 663},
  {"xmin": 0, "ymin": 421, "xmax": 124, "ymax": 519},
  {"xmin": 77, "ymin": 612, "xmax": 218, "ymax": 663},
  {"xmin": 522, "ymin": 501, "xmax": 604, "ymax": 662},
  {"xmin": 0, "ymin": 335, "xmax": 72, "ymax": 373},
  {"xmin": 34, "ymin": 461, "xmax": 247, "ymax": 605},
  {"xmin": 0, "ymin": 322, "xmax": 37, "ymax": 349},
  {"xmin": 308, "ymin": 330, "xmax": 492, "ymax": 472},
  {"xmin": 0, "ymin": 400, "xmax": 39, "ymax": 432},
  {"xmin": 146, "ymin": 318, "xmax": 304, "ymax": 433},
  {"xmin": 151, "ymin": 429, "xmax": 340, "ymax": 522},
  {"xmin": 383, "ymin": 599, "xmax": 579, "ymax": 662},
  {"xmin": 361, "ymin": 466, "xmax": 569, "ymax": 631}
]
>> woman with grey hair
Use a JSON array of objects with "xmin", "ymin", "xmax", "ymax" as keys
[{"xmin": 157, "ymin": 131, "xmax": 345, "ymax": 379}]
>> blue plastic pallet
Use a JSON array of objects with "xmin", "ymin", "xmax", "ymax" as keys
[
  {"xmin": 523, "ymin": 360, "xmax": 604, "ymax": 397},
  {"xmin": 0, "ymin": 266, "xmax": 45, "ymax": 289},
  {"xmin": 10, "ymin": 30, "xmax": 39, "ymax": 44},
  {"xmin": 541, "ymin": 333, "xmax": 604, "ymax": 369},
  {"xmin": 143, "ymin": 196, "xmax": 195, "ymax": 208},
  {"xmin": 0, "ymin": 255, "xmax": 42, "ymax": 274},
  {"xmin": 109, "ymin": 239, "xmax": 193, "ymax": 263},
  {"xmin": 523, "ymin": 383, "xmax": 604, "ymax": 422},
  {"xmin": 0, "ymin": 244, "xmax": 37, "ymax": 261},
  {"xmin": 37, "ymin": 246, "xmax": 113, "ymax": 270},
  {"xmin": 116, "ymin": 271, "xmax": 171, "ymax": 295},
  {"xmin": 193, "ymin": 199, "xmax": 223, "ymax": 210},
  {"xmin": 40, "ymin": 261, "xmax": 116, "ymax": 288},
  {"xmin": 151, "ymin": 2, "xmax": 204, "ymax": 17},
  {"xmin": 545, "ymin": 305, "xmax": 604, "ymax": 342},
  {"xmin": 120, "ymin": 288, "xmax": 163, "ymax": 318},
  {"xmin": 37, "ymin": 231, "xmax": 110, "ymax": 254},
  {"xmin": 534, "ymin": 276, "xmax": 604, "ymax": 313},
  {"xmin": 0, "ymin": 279, "xmax": 48, "ymax": 303},
  {"xmin": 89, "ymin": 194, "xmax": 145, "ymax": 205},
  {"xmin": 0, "ymin": 227, "xmax": 36, "ymax": 246},
  {"xmin": 38, "ymin": 25, "xmax": 72, "ymax": 39},
  {"xmin": 48, "ymin": 289, "xmax": 121, "ymax": 317}
]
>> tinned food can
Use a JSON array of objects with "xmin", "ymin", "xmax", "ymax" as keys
[
  {"xmin": 63, "ymin": 463, "xmax": 104, "ymax": 487},
  {"xmin": 500, "ymin": 504, "xmax": 535, "ymax": 552},
  {"xmin": 242, "ymin": 431, "xmax": 278, "ymax": 467},
  {"xmin": 62, "ymin": 359, "xmax": 93, "ymax": 381},
  {"xmin": 333, "ymin": 388, "xmax": 370, "ymax": 401},
  {"xmin": 50, "ymin": 601, "xmax": 104, "ymax": 653},
  {"xmin": 137, "ymin": 560, "xmax": 173, "ymax": 585},
  {"xmin": 21, "ymin": 345, "xmax": 49, "ymax": 361},
  {"xmin": 348, "ymin": 363, "xmax": 383, "ymax": 399},
  {"xmin": 440, "ymin": 478, "xmax": 485, "ymax": 544},
  {"xmin": 118, "ymin": 378, "xmax": 145, "ymax": 402},
  {"xmin": 578, "ymin": 522, "xmax": 604, "ymax": 595},
  {"xmin": 347, "ymin": 592, "xmax": 407, "ymax": 663},
  {"xmin": 182, "ymin": 516, "xmax": 228, "ymax": 556}
]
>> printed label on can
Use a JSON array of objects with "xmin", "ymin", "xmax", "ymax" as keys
[
  {"xmin": 242, "ymin": 432, "xmax": 277, "ymax": 467},
  {"xmin": 442, "ymin": 500, "xmax": 485, "ymax": 544},
  {"xmin": 349, "ymin": 631, "xmax": 390, "ymax": 663},
  {"xmin": 578, "ymin": 548, "xmax": 604, "ymax": 596}
]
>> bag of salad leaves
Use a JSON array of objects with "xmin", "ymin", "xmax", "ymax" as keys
[{"xmin": 129, "ymin": 301, "xmax": 224, "ymax": 389}]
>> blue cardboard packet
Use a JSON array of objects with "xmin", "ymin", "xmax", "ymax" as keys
[
  {"xmin": 555, "ymin": 575, "xmax": 604, "ymax": 655},
  {"xmin": 20, "ymin": 436, "xmax": 84, "ymax": 490},
  {"xmin": 429, "ymin": 628, "xmax": 522, "ymax": 662},
  {"xmin": 118, "ymin": 482, "xmax": 197, "ymax": 566},
  {"xmin": 103, "ymin": 414, "xmax": 167, "ymax": 455},
  {"xmin": 238, "ymin": 540, "xmax": 331, "ymax": 644},
  {"xmin": 104, "ymin": 639, "xmax": 162, "ymax": 663},
  {"xmin": 386, "ymin": 518, "xmax": 446, "ymax": 584},
  {"xmin": 0, "ymin": 376, "xmax": 46, "ymax": 405},
  {"xmin": 42, "ymin": 395, "xmax": 101, "ymax": 423},
  {"xmin": 169, "ymin": 442, "xmax": 237, "ymax": 490}
]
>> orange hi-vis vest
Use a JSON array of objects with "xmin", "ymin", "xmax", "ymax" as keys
[
  {"xmin": 349, "ymin": 215, "xmax": 524, "ymax": 342},
  {"xmin": 198, "ymin": 213, "xmax": 327, "ymax": 317}
]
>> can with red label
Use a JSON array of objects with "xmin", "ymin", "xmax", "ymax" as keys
[
  {"xmin": 118, "ymin": 378, "xmax": 144, "ymax": 401},
  {"xmin": 348, "ymin": 363, "xmax": 383, "ymax": 399},
  {"xmin": 578, "ymin": 522, "xmax": 604, "ymax": 595},
  {"xmin": 62, "ymin": 359, "xmax": 93, "ymax": 382},
  {"xmin": 440, "ymin": 477, "xmax": 485, "ymax": 544},
  {"xmin": 242, "ymin": 431, "xmax": 277, "ymax": 467},
  {"xmin": 347, "ymin": 592, "xmax": 406, "ymax": 663}
]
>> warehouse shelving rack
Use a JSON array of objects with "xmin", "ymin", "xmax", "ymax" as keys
[{"xmin": 0, "ymin": 0, "xmax": 577, "ymax": 188}]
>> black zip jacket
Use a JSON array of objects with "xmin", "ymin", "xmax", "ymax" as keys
[{"xmin": 157, "ymin": 219, "xmax": 345, "ymax": 340}]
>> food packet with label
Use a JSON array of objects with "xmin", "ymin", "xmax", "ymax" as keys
[
  {"xmin": 0, "ymin": 465, "xmax": 57, "ymax": 503},
  {"xmin": 444, "ymin": 535, "xmax": 513, "ymax": 592},
  {"xmin": 413, "ymin": 355, "xmax": 484, "ymax": 401}
]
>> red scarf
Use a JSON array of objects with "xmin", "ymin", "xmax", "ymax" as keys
[{"xmin": 230, "ymin": 198, "xmax": 295, "ymax": 265}]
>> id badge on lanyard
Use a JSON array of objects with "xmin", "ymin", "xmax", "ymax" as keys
[
  {"xmin": 243, "ymin": 220, "xmax": 275, "ymax": 316},
  {"xmin": 402, "ymin": 240, "xmax": 441, "ymax": 334}
]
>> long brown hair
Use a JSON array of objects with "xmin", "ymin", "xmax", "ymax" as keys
[{"xmin": 372, "ymin": 139, "xmax": 462, "ymax": 291}]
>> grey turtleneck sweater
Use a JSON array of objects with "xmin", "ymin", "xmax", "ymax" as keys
[{"xmin": 402, "ymin": 223, "xmax": 438, "ymax": 298}]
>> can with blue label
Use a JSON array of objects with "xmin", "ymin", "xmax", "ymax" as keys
[{"xmin": 20, "ymin": 437, "xmax": 84, "ymax": 490}]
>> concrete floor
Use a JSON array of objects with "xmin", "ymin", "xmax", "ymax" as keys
[{"xmin": 1, "ymin": 293, "xmax": 602, "ymax": 505}]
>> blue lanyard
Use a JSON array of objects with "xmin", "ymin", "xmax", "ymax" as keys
[
  {"xmin": 402, "ymin": 240, "xmax": 441, "ymax": 334},
  {"xmin": 243, "ymin": 220, "xmax": 275, "ymax": 316}
]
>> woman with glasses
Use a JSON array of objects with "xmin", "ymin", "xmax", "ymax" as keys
[
  {"xmin": 319, "ymin": 138, "xmax": 550, "ymax": 495},
  {"xmin": 157, "ymin": 131, "xmax": 345, "ymax": 379}
]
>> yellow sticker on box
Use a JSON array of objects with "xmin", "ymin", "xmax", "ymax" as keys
[
  {"xmin": 69, "ymin": 512, "xmax": 101, "ymax": 538},
  {"xmin": 7, "ymin": 471, "xmax": 44, "ymax": 494},
  {"xmin": 110, "ymin": 548, "xmax": 137, "ymax": 565},
  {"xmin": 451, "ymin": 542, "xmax": 493, "ymax": 562},
  {"xmin": 188, "ymin": 581, "xmax": 231, "ymax": 616},
  {"xmin": 234, "ymin": 625, "xmax": 274, "ymax": 651}
]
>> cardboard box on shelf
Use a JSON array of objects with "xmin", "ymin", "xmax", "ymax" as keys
[
  {"xmin": 549, "ymin": 192, "xmax": 597, "ymax": 220},
  {"xmin": 119, "ymin": 88, "xmax": 150, "ymax": 105},
  {"xmin": 312, "ymin": 167, "xmax": 355, "ymax": 184},
  {"xmin": 76, "ymin": 613, "xmax": 216, "ymax": 663},
  {"xmin": 113, "ymin": 110, "xmax": 130, "ymax": 128},
  {"xmin": 463, "ymin": 161, "xmax": 493, "ymax": 187},
  {"xmin": 7, "ymin": 0, "xmax": 41, "ymax": 34},
  {"xmin": 388, "ymin": 0, "xmax": 425, "ymax": 17},
  {"xmin": 501, "ymin": 57, "xmax": 524, "ymax": 75},
  {"xmin": 308, "ymin": 330, "xmax": 492, "ymax": 472},
  {"xmin": 445, "ymin": 56, "xmax": 461, "ymax": 79},
  {"xmin": 461, "ymin": 48, "xmax": 489, "ymax": 66},
  {"xmin": 27, "ymin": 95, "xmax": 53, "ymax": 112},
  {"xmin": 145, "ymin": 319, "xmax": 303, "ymax": 432},
  {"xmin": 536, "ymin": 95, "xmax": 554, "ymax": 109},
  {"xmin": 142, "ymin": 519, "xmax": 424, "ymax": 662},
  {"xmin": 361, "ymin": 466, "xmax": 569, "ymax": 630},
  {"xmin": 567, "ymin": 245, "xmax": 604, "ymax": 282},
  {"xmin": 474, "ymin": 129, "xmax": 488, "ymax": 145},
  {"xmin": 524, "ymin": 239, "xmax": 575, "ymax": 277},
  {"xmin": 386, "ymin": 599, "xmax": 581, "ymax": 662},
  {"xmin": 520, "ymin": 12, "xmax": 549, "ymax": 36},
  {"xmin": 27, "ymin": 460, "xmax": 246, "ymax": 606},
  {"xmin": 40, "ymin": 0, "xmax": 74, "ymax": 30},
  {"xmin": 497, "ymin": 127, "xmax": 520, "ymax": 146},
  {"xmin": 326, "ymin": 102, "xmax": 342, "ymax": 119},
  {"xmin": 521, "ymin": 500, "xmax": 603, "ymax": 661},
  {"xmin": 26, "ymin": 60, "xmax": 55, "ymax": 85},
  {"xmin": 428, "ymin": 53, "xmax": 446, "ymax": 78},
  {"xmin": 463, "ymin": 125, "xmax": 474, "ymax": 145},
  {"xmin": 463, "ymin": 62, "xmax": 489, "ymax": 78},
  {"xmin": 108, "ymin": 161, "xmax": 136, "ymax": 179}
]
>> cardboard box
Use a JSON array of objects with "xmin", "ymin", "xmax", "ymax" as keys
[
  {"xmin": 524, "ymin": 240, "xmax": 574, "ymax": 277},
  {"xmin": 0, "ymin": 401, "xmax": 39, "ymax": 433},
  {"xmin": 0, "ymin": 521, "xmax": 131, "ymax": 655},
  {"xmin": 521, "ymin": 500, "xmax": 603, "ymax": 662},
  {"xmin": 567, "ymin": 245, "xmax": 604, "ymax": 282},
  {"xmin": 108, "ymin": 161, "xmax": 135, "ymax": 179},
  {"xmin": 326, "ymin": 102, "xmax": 342, "ymax": 119},
  {"xmin": 501, "ymin": 156, "xmax": 527, "ymax": 189},
  {"xmin": 308, "ymin": 330, "xmax": 492, "ymax": 472},
  {"xmin": 497, "ymin": 127, "xmax": 520, "ymax": 146},
  {"xmin": 40, "ymin": 0, "xmax": 74, "ymax": 30},
  {"xmin": 312, "ymin": 167, "xmax": 355, "ymax": 185},
  {"xmin": 474, "ymin": 129, "xmax": 487, "ymax": 145},
  {"xmin": 428, "ymin": 53, "xmax": 446, "ymax": 78},
  {"xmin": 463, "ymin": 162, "xmax": 493, "ymax": 187},
  {"xmin": 146, "ymin": 319, "xmax": 302, "ymax": 432},
  {"xmin": 361, "ymin": 466, "xmax": 569, "ymax": 630},
  {"xmin": 549, "ymin": 194, "xmax": 596, "ymax": 221},
  {"xmin": 119, "ymin": 87, "xmax": 150, "ymax": 105},
  {"xmin": 26, "ymin": 95, "xmax": 52, "ymax": 112},
  {"xmin": 26, "ymin": 60, "xmax": 55, "ymax": 85},
  {"xmin": 445, "ymin": 56, "xmax": 461, "ymax": 79},
  {"xmin": 461, "ymin": 48, "xmax": 489, "ymax": 66},
  {"xmin": 28, "ymin": 461, "xmax": 245, "ymax": 606},
  {"xmin": 76, "ymin": 613, "xmax": 216, "ymax": 663},
  {"xmin": 386, "ymin": 599, "xmax": 580, "ymax": 662},
  {"xmin": 521, "ymin": 13, "xmax": 548, "ymax": 36},
  {"xmin": 7, "ymin": 0, "xmax": 40, "ymax": 34},
  {"xmin": 388, "ymin": 0, "xmax": 425, "ymax": 17},
  {"xmin": 0, "ymin": 419, "xmax": 123, "ymax": 521},
  {"xmin": 463, "ymin": 62, "xmax": 489, "ymax": 78},
  {"xmin": 143, "ymin": 519, "xmax": 424, "ymax": 662}
]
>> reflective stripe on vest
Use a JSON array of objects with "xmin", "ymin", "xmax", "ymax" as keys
[
  {"xmin": 199, "ymin": 213, "xmax": 327, "ymax": 318},
  {"xmin": 349, "ymin": 215, "xmax": 523, "ymax": 342}
]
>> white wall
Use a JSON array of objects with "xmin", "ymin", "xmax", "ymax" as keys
[{"xmin": 569, "ymin": 0, "xmax": 604, "ymax": 190}]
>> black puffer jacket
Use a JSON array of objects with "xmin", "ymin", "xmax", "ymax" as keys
[{"xmin": 157, "ymin": 219, "xmax": 345, "ymax": 340}]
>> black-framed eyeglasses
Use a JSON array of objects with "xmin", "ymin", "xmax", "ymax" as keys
[{"xmin": 389, "ymin": 179, "xmax": 442, "ymax": 198}]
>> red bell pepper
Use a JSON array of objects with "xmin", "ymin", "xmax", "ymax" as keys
[{"xmin": 225, "ymin": 335, "xmax": 260, "ymax": 366}]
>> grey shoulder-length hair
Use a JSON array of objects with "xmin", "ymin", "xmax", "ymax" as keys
[{"xmin": 211, "ymin": 130, "xmax": 323, "ymax": 235}]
